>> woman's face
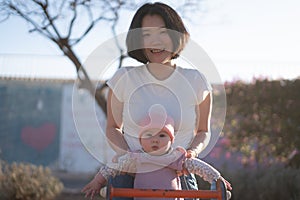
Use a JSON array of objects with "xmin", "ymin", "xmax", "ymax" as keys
[
  {"xmin": 140, "ymin": 130, "xmax": 172, "ymax": 156},
  {"xmin": 141, "ymin": 14, "xmax": 174, "ymax": 65}
]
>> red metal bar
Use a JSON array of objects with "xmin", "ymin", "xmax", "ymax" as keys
[{"xmin": 109, "ymin": 179, "xmax": 223, "ymax": 200}]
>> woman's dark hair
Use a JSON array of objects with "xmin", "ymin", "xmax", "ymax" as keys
[{"xmin": 126, "ymin": 2, "xmax": 190, "ymax": 64}]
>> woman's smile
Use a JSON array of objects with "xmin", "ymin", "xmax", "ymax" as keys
[{"xmin": 150, "ymin": 48, "xmax": 165, "ymax": 53}]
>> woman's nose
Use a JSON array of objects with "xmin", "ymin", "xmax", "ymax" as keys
[
  {"xmin": 146, "ymin": 33, "xmax": 162, "ymax": 46},
  {"xmin": 151, "ymin": 35, "xmax": 162, "ymax": 45}
]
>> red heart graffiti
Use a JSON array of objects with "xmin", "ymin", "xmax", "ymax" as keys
[{"xmin": 21, "ymin": 123, "xmax": 56, "ymax": 151}]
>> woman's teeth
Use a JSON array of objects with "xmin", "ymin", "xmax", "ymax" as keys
[{"xmin": 151, "ymin": 49, "xmax": 164, "ymax": 53}]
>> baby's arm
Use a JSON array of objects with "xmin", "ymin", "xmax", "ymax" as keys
[
  {"xmin": 184, "ymin": 158, "xmax": 220, "ymax": 184},
  {"xmin": 82, "ymin": 152, "xmax": 136, "ymax": 199}
]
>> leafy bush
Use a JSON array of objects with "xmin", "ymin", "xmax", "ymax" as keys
[
  {"xmin": 224, "ymin": 78, "xmax": 300, "ymax": 165},
  {"xmin": 0, "ymin": 160, "xmax": 63, "ymax": 200}
]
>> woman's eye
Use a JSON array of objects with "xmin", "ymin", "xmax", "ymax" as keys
[
  {"xmin": 142, "ymin": 33, "xmax": 150, "ymax": 37},
  {"xmin": 160, "ymin": 29, "xmax": 167, "ymax": 34}
]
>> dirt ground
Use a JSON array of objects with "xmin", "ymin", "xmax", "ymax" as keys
[
  {"xmin": 52, "ymin": 171, "xmax": 105, "ymax": 200},
  {"xmin": 56, "ymin": 192, "xmax": 87, "ymax": 200},
  {"xmin": 55, "ymin": 190, "xmax": 105, "ymax": 200}
]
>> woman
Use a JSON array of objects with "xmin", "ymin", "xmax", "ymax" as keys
[{"xmin": 104, "ymin": 2, "xmax": 230, "ymax": 199}]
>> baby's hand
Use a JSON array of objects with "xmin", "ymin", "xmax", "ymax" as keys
[
  {"xmin": 176, "ymin": 165, "xmax": 190, "ymax": 176},
  {"xmin": 220, "ymin": 176, "xmax": 232, "ymax": 191},
  {"xmin": 81, "ymin": 173, "xmax": 106, "ymax": 199}
]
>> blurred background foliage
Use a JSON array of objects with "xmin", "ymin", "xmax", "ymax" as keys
[
  {"xmin": 223, "ymin": 78, "xmax": 299, "ymax": 167},
  {"xmin": 198, "ymin": 78, "xmax": 300, "ymax": 200},
  {"xmin": 196, "ymin": 165, "xmax": 300, "ymax": 200}
]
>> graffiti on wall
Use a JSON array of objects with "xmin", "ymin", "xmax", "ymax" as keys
[{"xmin": 0, "ymin": 81, "xmax": 61, "ymax": 166}]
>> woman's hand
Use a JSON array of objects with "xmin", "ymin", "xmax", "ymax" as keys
[
  {"xmin": 186, "ymin": 149, "xmax": 197, "ymax": 158},
  {"xmin": 175, "ymin": 147, "xmax": 189, "ymax": 176},
  {"xmin": 112, "ymin": 153, "xmax": 125, "ymax": 163},
  {"xmin": 81, "ymin": 174, "xmax": 106, "ymax": 199}
]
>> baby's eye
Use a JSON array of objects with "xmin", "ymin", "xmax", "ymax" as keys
[
  {"xmin": 144, "ymin": 133, "xmax": 153, "ymax": 138},
  {"xmin": 159, "ymin": 134, "xmax": 167, "ymax": 138}
]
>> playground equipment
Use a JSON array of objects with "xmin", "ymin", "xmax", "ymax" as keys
[{"xmin": 106, "ymin": 178, "xmax": 228, "ymax": 200}]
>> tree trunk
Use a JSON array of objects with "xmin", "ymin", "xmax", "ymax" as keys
[{"xmin": 59, "ymin": 41, "xmax": 107, "ymax": 115}]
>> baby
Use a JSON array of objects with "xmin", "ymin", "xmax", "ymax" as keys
[{"xmin": 82, "ymin": 114, "xmax": 230, "ymax": 200}]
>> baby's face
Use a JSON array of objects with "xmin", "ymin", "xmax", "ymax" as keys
[{"xmin": 140, "ymin": 130, "xmax": 172, "ymax": 156}]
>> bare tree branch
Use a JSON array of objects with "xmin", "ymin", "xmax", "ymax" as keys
[
  {"xmin": 0, "ymin": 0, "xmax": 205, "ymax": 115},
  {"xmin": 66, "ymin": 1, "xmax": 78, "ymax": 39}
]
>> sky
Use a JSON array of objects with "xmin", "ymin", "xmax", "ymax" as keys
[{"xmin": 0, "ymin": 0, "xmax": 299, "ymax": 82}]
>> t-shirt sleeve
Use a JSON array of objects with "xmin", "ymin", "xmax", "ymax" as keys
[
  {"xmin": 194, "ymin": 70, "xmax": 213, "ymax": 104},
  {"xmin": 106, "ymin": 67, "xmax": 128, "ymax": 102}
]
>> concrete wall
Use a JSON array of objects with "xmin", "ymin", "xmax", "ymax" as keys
[{"xmin": 0, "ymin": 79, "xmax": 113, "ymax": 173}]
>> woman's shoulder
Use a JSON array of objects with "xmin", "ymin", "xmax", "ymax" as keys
[
  {"xmin": 176, "ymin": 66, "xmax": 206, "ymax": 80},
  {"xmin": 114, "ymin": 66, "xmax": 134, "ymax": 73},
  {"xmin": 108, "ymin": 65, "xmax": 141, "ymax": 79},
  {"xmin": 114, "ymin": 65, "xmax": 146, "ymax": 75}
]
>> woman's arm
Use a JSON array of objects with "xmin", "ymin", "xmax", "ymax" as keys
[
  {"xmin": 186, "ymin": 93, "xmax": 233, "ymax": 191},
  {"xmin": 106, "ymin": 88, "xmax": 129, "ymax": 155},
  {"xmin": 187, "ymin": 93, "xmax": 212, "ymax": 158}
]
